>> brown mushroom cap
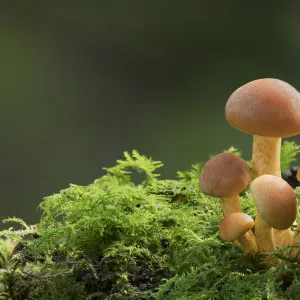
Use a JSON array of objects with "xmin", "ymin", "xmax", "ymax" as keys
[
  {"xmin": 199, "ymin": 153, "xmax": 252, "ymax": 198},
  {"xmin": 250, "ymin": 174, "xmax": 297, "ymax": 230},
  {"xmin": 219, "ymin": 213, "xmax": 254, "ymax": 242},
  {"xmin": 225, "ymin": 78, "xmax": 300, "ymax": 137}
]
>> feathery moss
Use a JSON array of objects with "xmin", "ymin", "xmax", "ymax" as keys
[{"xmin": 0, "ymin": 142, "xmax": 299, "ymax": 299}]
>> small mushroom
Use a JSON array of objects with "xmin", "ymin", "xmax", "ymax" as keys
[
  {"xmin": 226, "ymin": 78, "xmax": 300, "ymax": 246},
  {"xmin": 250, "ymin": 175, "xmax": 297, "ymax": 252},
  {"xmin": 199, "ymin": 153, "xmax": 252, "ymax": 216},
  {"xmin": 219, "ymin": 213, "xmax": 257, "ymax": 253}
]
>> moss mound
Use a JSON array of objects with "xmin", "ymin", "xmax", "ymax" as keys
[{"xmin": 0, "ymin": 143, "xmax": 300, "ymax": 299}]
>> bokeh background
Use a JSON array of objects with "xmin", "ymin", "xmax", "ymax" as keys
[{"xmin": 1, "ymin": 2, "xmax": 300, "ymax": 226}]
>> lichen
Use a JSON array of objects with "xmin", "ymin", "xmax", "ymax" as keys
[{"xmin": 0, "ymin": 142, "xmax": 299, "ymax": 299}]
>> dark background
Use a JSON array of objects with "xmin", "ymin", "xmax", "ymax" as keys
[{"xmin": 1, "ymin": 2, "xmax": 300, "ymax": 226}]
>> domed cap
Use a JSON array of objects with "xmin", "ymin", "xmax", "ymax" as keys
[
  {"xmin": 199, "ymin": 153, "xmax": 252, "ymax": 198},
  {"xmin": 219, "ymin": 213, "xmax": 254, "ymax": 242},
  {"xmin": 250, "ymin": 174, "xmax": 297, "ymax": 230},
  {"xmin": 225, "ymin": 78, "xmax": 300, "ymax": 137}
]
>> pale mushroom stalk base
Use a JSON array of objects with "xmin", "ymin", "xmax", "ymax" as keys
[
  {"xmin": 255, "ymin": 216, "xmax": 280, "ymax": 265},
  {"xmin": 238, "ymin": 231, "xmax": 258, "ymax": 253},
  {"xmin": 252, "ymin": 135, "xmax": 292, "ymax": 247},
  {"xmin": 255, "ymin": 216, "xmax": 276, "ymax": 252},
  {"xmin": 252, "ymin": 135, "xmax": 281, "ymax": 179},
  {"xmin": 273, "ymin": 229, "xmax": 294, "ymax": 261},
  {"xmin": 273, "ymin": 229, "xmax": 294, "ymax": 249}
]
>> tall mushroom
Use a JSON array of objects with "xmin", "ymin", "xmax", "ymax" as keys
[
  {"xmin": 250, "ymin": 175, "xmax": 297, "ymax": 253},
  {"xmin": 220, "ymin": 213, "xmax": 257, "ymax": 253},
  {"xmin": 225, "ymin": 78, "xmax": 300, "ymax": 246},
  {"xmin": 199, "ymin": 153, "xmax": 252, "ymax": 216},
  {"xmin": 226, "ymin": 78, "xmax": 300, "ymax": 178}
]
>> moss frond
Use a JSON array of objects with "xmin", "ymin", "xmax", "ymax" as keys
[
  {"xmin": 177, "ymin": 163, "xmax": 203, "ymax": 181},
  {"xmin": 223, "ymin": 146, "xmax": 242, "ymax": 157},
  {"xmin": 280, "ymin": 141, "xmax": 300, "ymax": 171},
  {"xmin": 103, "ymin": 150, "xmax": 163, "ymax": 185}
]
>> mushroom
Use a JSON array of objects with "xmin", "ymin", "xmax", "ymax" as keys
[
  {"xmin": 225, "ymin": 78, "xmax": 300, "ymax": 179},
  {"xmin": 199, "ymin": 152, "xmax": 252, "ymax": 216},
  {"xmin": 219, "ymin": 213, "xmax": 257, "ymax": 253},
  {"xmin": 225, "ymin": 78, "xmax": 300, "ymax": 246},
  {"xmin": 250, "ymin": 175, "xmax": 297, "ymax": 253}
]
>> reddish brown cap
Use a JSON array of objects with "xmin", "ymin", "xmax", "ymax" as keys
[
  {"xmin": 225, "ymin": 78, "xmax": 300, "ymax": 137},
  {"xmin": 219, "ymin": 213, "xmax": 254, "ymax": 242},
  {"xmin": 199, "ymin": 153, "xmax": 252, "ymax": 198},
  {"xmin": 250, "ymin": 174, "xmax": 297, "ymax": 230}
]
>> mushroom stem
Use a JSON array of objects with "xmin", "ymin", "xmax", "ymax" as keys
[
  {"xmin": 252, "ymin": 136, "xmax": 293, "ymax": 248},
  {"xmin": 252, "ymin": 135, "xmax": 281, "ymax": 179},
  {"xmin": 273, "ymin": 229, "xmax": 294, "ymax": 249},
  {"xmin": 255, "ymin": 218, "xmax": 281, "ymax": 266},
  {"xmin": 273, "ymin": 229, "xmax": 294, "ymax": 260},
  {"xmin": 255, "ymin": 217, "xmax": 276, "ymax": 252},
  {"xmin": 238, "ymin": 231, "xmax": 258, "ymax": 253},
  {"xmin": 220, "ymin": 195, "xmax": 242, "ymax": 216}
]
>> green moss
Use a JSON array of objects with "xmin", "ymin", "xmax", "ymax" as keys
[{"xmin": 0, "ymin": 142, "xmax": 299, "ymax": 299}]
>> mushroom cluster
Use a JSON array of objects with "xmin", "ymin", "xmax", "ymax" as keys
[{"xmin": 199, "ymin": 78, "xmax": 300, "ymax": 262}]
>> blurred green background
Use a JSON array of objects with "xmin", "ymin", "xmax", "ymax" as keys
[{"xmin": 1, "ymin": 2, "xmax": 300, "ymax": 225}]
